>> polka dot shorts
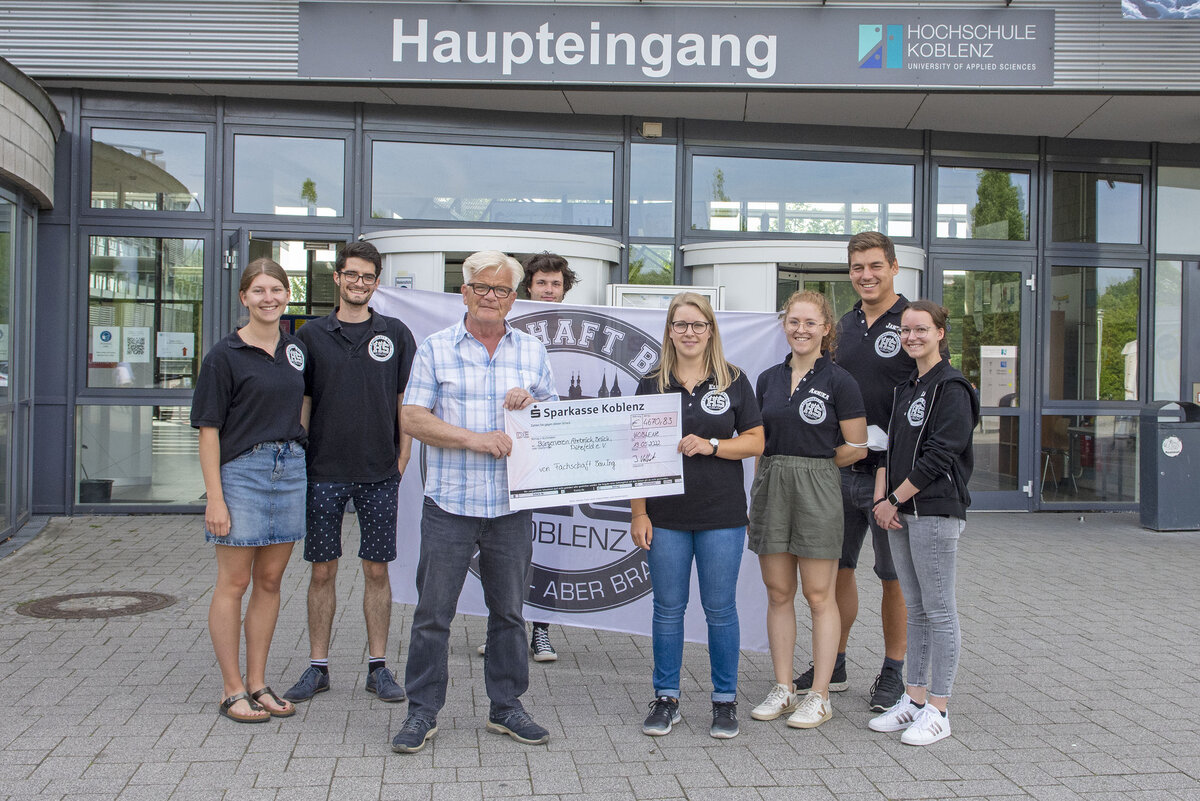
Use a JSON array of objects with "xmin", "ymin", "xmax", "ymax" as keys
[{"xmin": 304, "ymin": 476, "xmax": 401, "ymax": 563}]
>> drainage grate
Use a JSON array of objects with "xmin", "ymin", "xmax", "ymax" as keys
[{"xmin": 16, "ymin": 591, "xmax": 177, "ymax": 619}]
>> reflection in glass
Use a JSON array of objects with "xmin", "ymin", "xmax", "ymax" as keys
[
  {"xmin": 1048, "ymin": 266, "xmax": 1140, "ymax": 401},
  {"xmin": 0, "ymin": 198, "xmax": 11, "ymax": 402},
  {"xmin": 0, "ymin": 412, "xmax": 8, "ymax": 522},
  {"xmin": 936, "ymin": 167, "xmax": 1029, "ymax": 240},
  {"xmin": 630, "ymin": 144, "xmax": 675, "ymax": 237},
  {"xmin": 776, "ymin": 269, "xmax": 859, "ymax": 321},
  {"xmin": 233, "ymin": 135, "xmax": 344, "ymax": 216},
  {"xmin": 628, "ymin": 244, "xmax": 673, "ymax": 285},
  {"xmin": 248, "ymin": 240, "xmax": 337, "ymax": 318},
  {"xmin": 372, "ymin": 141, "xmax": 614, "ymax": 225},
  {"xmin": 87, "ymin": 237, "xmax": 203, "ymax": 389},
  {"xmin": 1051, "ymin": 171, "xmax": 1141, "ymax": 244},
  {"xmin": 690, "ymin": 156, "xmax": 913, "ymax": 237},
  {"xmin": 91, "ymin": 128, "xmax": 205, "ymax": 212},
  {"xmin": 1153, "ymin": 260, "xmax": 1182, "ymax": 401},
  {"xmin": 1040, "ymin": 415, "xmax": 1137, "ymax": 503},
  {"xmin": 970, "ymin": 415, "xmax": 1019, "ymax": 492},
  {"xmin": 76, "ymin": 406, "xmax": 203, "ymax": 505},
  {"xmin": 1157, "ymin": 167, "xmax": 1200, "ymax": 253},
  {"xmin": 941, "ymin": 270, "xmax": 1021, "ymax": 404}
]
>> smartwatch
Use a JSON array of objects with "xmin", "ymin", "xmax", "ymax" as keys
[
  {"xmin": 709, "ymin": 437, "xmax": 719, "ymax": 456},
  {"xmin": 887, "ymin": 491, "xmax": 901, "ymax": 507}
]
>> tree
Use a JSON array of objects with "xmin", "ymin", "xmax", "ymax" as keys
[
  {"xmin": 970, "ymin": 170, "xmax": 1026, "ymax": 240},
  {"xmin": 1096, "ymin": 275, "xmax": 1139, "ymax": 401},
  {"xmin": 300, "ymin": 178, "xmax": 318, "ymax": 208}
]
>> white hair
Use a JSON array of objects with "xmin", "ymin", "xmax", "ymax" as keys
[{"xmin": 462, "ymin": 250, "xmax": 522, "ymax": 289}]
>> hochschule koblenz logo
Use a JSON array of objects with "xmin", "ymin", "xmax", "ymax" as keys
[{"xmin": 469, "ymin": 308, "xmax": 662, "ymax": 613}]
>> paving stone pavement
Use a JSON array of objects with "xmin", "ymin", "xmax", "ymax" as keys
[{"xmin": 0, "ymin": 511, "xmax": 1197, "ymax": 801}]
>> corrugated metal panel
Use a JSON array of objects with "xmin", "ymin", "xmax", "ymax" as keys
[{"xmin": 1, "ymin": 0, "xmax": 1199, "ymax": 89}]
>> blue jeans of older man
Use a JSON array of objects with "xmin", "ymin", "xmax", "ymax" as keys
[{"xmin": 404, "ymin": 497, "xmax": 533, "ymax": 722}]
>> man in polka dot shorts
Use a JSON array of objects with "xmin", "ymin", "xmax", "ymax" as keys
[{"xmin": 283, "ymin": 240, "xmax": 417, "ymax": 705}]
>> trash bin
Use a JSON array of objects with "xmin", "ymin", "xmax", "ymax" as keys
[{"xmin": 1139, "ymin": 402, "xmax": 1200, "ymax": 531}]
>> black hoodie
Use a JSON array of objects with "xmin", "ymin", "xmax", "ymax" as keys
[{"xmin": 884, "ymin": 359, "xmax": 980, "ymax": 520}]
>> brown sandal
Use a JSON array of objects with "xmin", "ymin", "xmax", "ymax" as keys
[
  {"xmin": 251, "ymin": 686, "xmax": 296, "ymax": 718},
  {"xmin": 218, "ymin": 692, "xmax": 270, "ymax": 723}
]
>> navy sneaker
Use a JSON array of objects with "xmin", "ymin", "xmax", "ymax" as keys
[
  {"xmin": 642, "ymin": 696, "xmax": 681, "ymax": 736},
  {"xmin": 793, "ymin": 661, "xmax": 849, "ymax": 694},
  {"xmin": 869, "ymin": 665, "xmax": 905, "ymax": 713},
  {"xmin": 282, "ymin": 666, "xmax": 330, "ymax": 702},
  {"xmin": 391, "ymin": 715, "xmax": 438, "ymax": 754},
  {"xmin": 710, "ymin": 701, "xmax": 739, "ymax": 739},
  {"xmin": 365, "ymin": 666, "xmax": 407, "ymax": 703},
  {"xmin": 486, "ymin": 708, "xmax": 550, "ymax": 745}
]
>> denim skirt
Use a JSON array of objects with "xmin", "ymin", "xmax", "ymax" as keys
[
  {"xmin": 206, "ymin": 440, "xmax": 306, "ymax": 547},
  {"xmin": 748, "ymin": 454, "xmax": 843, "ymax": 558}
]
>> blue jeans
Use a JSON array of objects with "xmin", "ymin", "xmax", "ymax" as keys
[
  {"xmin": 646, "ymin": 526, "xmax": 745, "ymax": 703},
  {"xmin": 404, "ymin": 498, "xmax": 533, "ymax": 722},
  {"xmin": 889, "ymin": 514, "xmax": 965, "ymax": 698}
]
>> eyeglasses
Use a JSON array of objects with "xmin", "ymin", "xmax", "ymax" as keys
[
  {"xmin": 467, "ymin": 282, "xmax": 514, "ymax": 299},
  {"xmin": 670, "ymin": 320, "xmax": 711, "ymax": 334},
  {"xmin": 338, "ymin": 270, "xmax": 378, "ymax": 285},
  {"xmin": 784, "ymin": 319, "xmax": 824, "ymax": 331},
  {"xmin": 900, "ymin": 326, "xmax": 934, "ymax": 338}
]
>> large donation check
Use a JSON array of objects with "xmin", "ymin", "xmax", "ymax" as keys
[{"xmin": 504, "ymin": 393, "xmax": 685, "ymax": 511}]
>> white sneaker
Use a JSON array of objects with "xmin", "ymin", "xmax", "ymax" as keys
[
  {"xmin": 900, "ymin": 705, "xmax": 952, "ymax": 746},
  {"xmin": 477, "ymin": 642, "xmax": 486, "ymax": 656},
  {"xmin": 868, "ymin": 693, "xmax": 922, "ymax": 732},
  {"xmin": 751, "ymin": 683, "xmax": 797, "ymax": 721},
  {"xmin": 785, "ymin": 691, "xmax": 832, "ymax": 729}
]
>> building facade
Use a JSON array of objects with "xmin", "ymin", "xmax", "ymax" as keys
[{"xmin": 2, "ymin": 0, "xmax": 1199, "ymax": 520}]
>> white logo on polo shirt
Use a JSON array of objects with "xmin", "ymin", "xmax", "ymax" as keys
[
  {"xmin": 368, "ymin": 335, "xmax": 394, "ymax": 362},
  {"xmin": 285, "ymin": 343, "xmax": 305, "ymax": 371},
  {"xmin": 700, "ymin": 390, "xmax": 730, "ymax": 414},
  {"xmin": 875, "ymin": 330, "xmax": 902, "ymax": 358},
  {"xmin": 799, "ymin": 397, "xmax": 827, "ymax": 425},
  {"xmin": 907, "ymin": 397, "xmax": 926, "ymax": 426}
]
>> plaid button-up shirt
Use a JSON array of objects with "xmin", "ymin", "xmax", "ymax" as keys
[{"xmin": 404, "ymin": 315, "xmax": 558, "ymax": 518}]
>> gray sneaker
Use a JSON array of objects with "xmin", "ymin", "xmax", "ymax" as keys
[
  {"xmin": 282, "ymin": 666, "xmax": 330, "ymax": 702},
  {"xmin": 365, "ymin": 666, "xmax": 406, "ymax": 703},
  {"xmin": 486, "ymin": 708, "xmax": 550, "ymax": 745},
  {"xmin": 391, "ymin": 715, "xmax": 437, "ymax": 753},
  {"xmin": 642, "ymin": 696, "xmax": 681, "ymax": 736}
]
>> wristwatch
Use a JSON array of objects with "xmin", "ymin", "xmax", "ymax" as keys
[{"xmin": 709, "ymin": 437, "xmax": 719, "ymax": 456}]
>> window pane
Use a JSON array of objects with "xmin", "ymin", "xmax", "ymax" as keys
[
  {"xmin": 1051, "ymin": 171, "xmax": 1141, "ymax": 244},
  {"xmin": 942, "ymin": 270, "xmax": 1022, "ymax": 404},
  {"xmin": 971, "ymin": 415, "xmax": 1019, "ymax": 492},
  {"xmin": 88, "ymin": 236, "xmax": 203, "ymax": 389},
  {"xmin": 76, "ymin": 405, "xmax": 203, "ymax": 505},
  {"xmin": 247, "ymin": 239, "xmax": 337, "ymax": 319},
  {"xmin": 372, "ymin": 141, "xmax": 614, "ymax": 226},
  {"xmin": 935, "ymin": 167, "xmax": 1029, "ymax": 240},
  {"xmin": 90, "ymin": 128, "xmax": 205, "ymax": 212},
  {"xmin": 233, "ymin": 134, "xmax": 344, "ymax": 216},
  {"xmin": 628, "ymin": 244, "xmax": 673, "ymax": 285},
  {"xmin": 690, "ymin": 156, "xmax": 913, "ymax": 237},
  {"xmin": 1048, "ymin": 266, "xmax": 1140, "ymax": 401},
  {"xmin": 1154, "ymin": 260, "xmax": 1182, "ymax": 401},
  {"xmin": 0, "ymin": 198, "xmax": 12, "ymax": 403},
  {"xmin": 1157, "ymin": 167, "xmax": 1200, "ymax": 253},
  {"xmin": 630, "ymin": 143, "xmax": 675, "ymax": 237},
  {"xmin": 1040, "ymin": 415, "xmax": 1138, "ymax": 503}
]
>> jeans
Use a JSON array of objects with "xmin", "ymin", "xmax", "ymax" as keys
[
  {"xmin": 889, "ymin": 513, "xmax": 965, "ymax": 698},
  {"xmin": 404, "ymin": 497, "xmax": 533, "ymax": 721},
  {"xmin": 839, "ymin": 467, "xmax": 898, "ymax": 580},
  {"xmin": 646, "ymin": 526, "xmax": 745, "ymax": 702}
]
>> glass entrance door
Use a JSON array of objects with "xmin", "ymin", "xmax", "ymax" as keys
[{"xmin": 933, "ymin": 257, "xmax": 1035, "ymax": 510}]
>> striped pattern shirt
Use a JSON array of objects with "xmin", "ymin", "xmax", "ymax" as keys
[{"xmin": 404, "ymin": 316, "xmax": 557, "ymax": 518}]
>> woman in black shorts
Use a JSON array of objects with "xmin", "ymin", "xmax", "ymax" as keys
[
  {"xmin": 749, "ymin": 290, "xmax": 867, "ymax": 730},
  {"xmin": 192, "ymin": 258, "xmax": 308, "ymax": 723}
]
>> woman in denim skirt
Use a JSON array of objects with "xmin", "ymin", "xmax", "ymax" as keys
[
  {"xmin": 869, "ymin": 300, "xmax": 978, "ymax": 746},
  {"xmin": 192, "ymin": 258, "xmax": 308, "ymax": 724}
]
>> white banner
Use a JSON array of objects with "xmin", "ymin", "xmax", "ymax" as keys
[{"xmin": 375, "ymin": 288, "xmax": 781, "ymax": 652}]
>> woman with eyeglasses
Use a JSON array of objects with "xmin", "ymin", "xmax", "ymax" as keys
[
  {"xmin": 191, "ymin": 258, "xmax": 308, "ymax": 724},
  {"xmin": 631, "ymin": 292, "xmax": 764, "ymax": 740},
  {"xmin": 748, "ymin": 290, "xmax": 867, "ymax": 730},
  {"xmin": 868, "ymin": 300, "xmax": 977, "ymax": 746}
]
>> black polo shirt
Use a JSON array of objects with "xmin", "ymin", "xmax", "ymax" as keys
[
  {"xmin": 296, "ymin": 308, "xmax": 417, "ymax": 483},
  {"xmin": 635, "ymin": 369, "xmax": 763, "ymax": 531},
  {"xmin": 191, "ymin": 329, "xmax": 308, "ymax": 464},
  {"xmin": 834, "ymin": 295, "xmax": 916, "ymax": 464},
  {"xmin": 756, "ymin": 355, "xmax": 865, "ymax": 459}
]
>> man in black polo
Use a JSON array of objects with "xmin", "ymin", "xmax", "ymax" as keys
[
  {"xmin": 795, "ymin": 230, "xmax": 915, "ymax": 713},
  {"xmin": 283, "ymin": 240, "xmax": 417, "ymax": 705}
]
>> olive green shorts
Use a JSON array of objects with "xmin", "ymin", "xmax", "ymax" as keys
[{"xmin": 748, "ymin": 454, "xmax": 844, "ymax": 559}]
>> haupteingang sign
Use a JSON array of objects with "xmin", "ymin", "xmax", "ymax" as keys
[{"xmin": 299, "ymin": 2, "xmax": 1054, "ymax": 87}]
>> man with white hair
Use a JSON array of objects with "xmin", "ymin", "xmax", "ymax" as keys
[{"xmin": 392, "ymin": 250, "xmax": 558, "ymax": 754}]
